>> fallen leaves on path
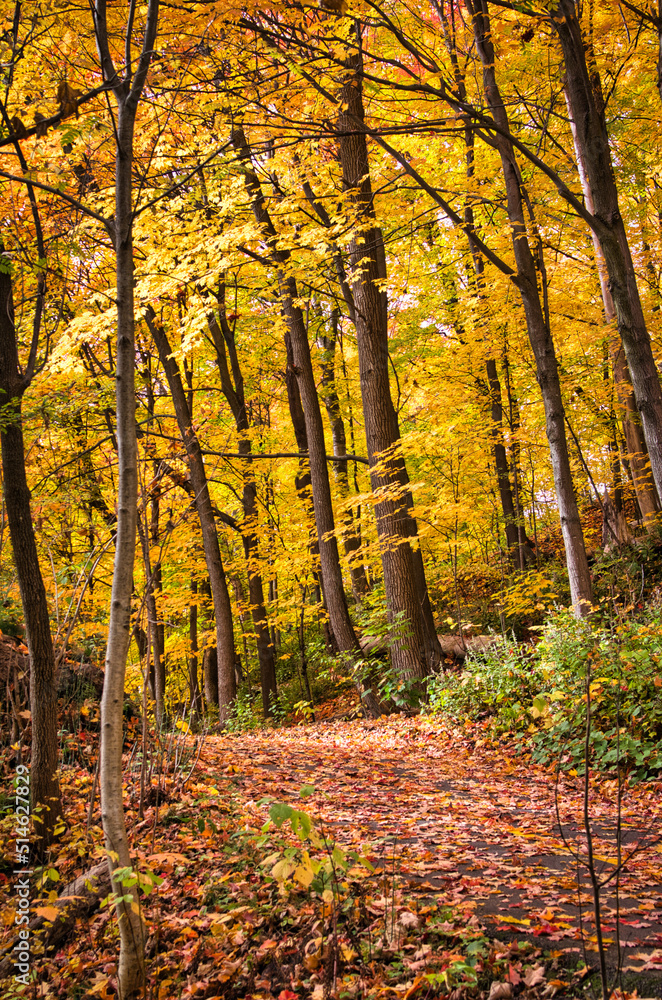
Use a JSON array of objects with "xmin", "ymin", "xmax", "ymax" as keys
[
  {"xmin": 4, "ymin": 714, "xmax": 662, "ymax": 999},
  {"xmin": 199, "ymin": 715, "xmax": 662, "ymax": 974}
]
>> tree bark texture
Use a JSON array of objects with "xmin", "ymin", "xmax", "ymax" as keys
[
  {"xmin": 280, "ymin": 287, "xmax": 365, "ymax": 648},
  {"xmin": 283, "ymin": 330, "xmax": 324, "ymax": 574},
  {"xmin": 337, "ymin": 40, "xmax": 441, "ymax": 675},
  {"xmin": 0, "ymin": 862, "xmax": 111, "ymax": 973},
  {"xmin": 99, "ymin": 102, "xmax": 146, "ymax": 999},
  {"xmin": 189, "ymin": 579, "xmax": 202, "ymax": 717},
  {"xmin": 0, "ymin": 269, "xmax": 62, "ymax": 852},
  {"xmin": 554, "ymin": 0, "xmax": 662, "ymax": 506},
  {"xmin": 451, "ymin": 48, "xmax": 527, "ymax": 570},
  {"xmin": 283, "ymin": 331, "xmax": 339, "ymax": 652},
  {"xmin": 485, "ymin": 357, "xmax": 525, "ymax": 563},
  {"xmin": 318, "ymin": 316, "xmax": 370, "ymax": 601},
  {"xmin": 146, "ymin": 311, "xmax": 237, "ymax": 715},
  {"xmin": 203, "ymin": 646, "xmax": 219, "ymax": 706},
  {"xmin": 466, "ymin": 0, "xmax": 593, "ymax": 612},
  {"xmin": 136, "ymin": 509, "xmax": 166, "ymax": 723},
  {"xmin": 232, "ymin": 138, "xmax": 350, "ymax": 641},
  {"xmin": 563, "ymin": 88, "xmax": 659, "ymax": 523}
]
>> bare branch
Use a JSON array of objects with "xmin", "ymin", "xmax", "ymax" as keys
[
  {"xmin": 0, "ymin": 169, "xmax": 113, "ymax": 235},
  {"xmin": 203, "ymin": 449, "xmax": 370, "ymax": 465}
]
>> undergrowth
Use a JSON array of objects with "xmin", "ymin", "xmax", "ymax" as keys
[{"xmin": 427, "ymin": 606, "xmax": 662, "ymax": 779}]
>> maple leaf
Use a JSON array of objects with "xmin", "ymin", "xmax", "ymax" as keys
[
  {"xmin": 488, "ymin": 983, "xmax": 512, "ymax": 999},
  {"xmin": 523, "ymin": 964, "xmax": 546, "ymax": 987}
]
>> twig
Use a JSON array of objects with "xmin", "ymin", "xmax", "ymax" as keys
[
  {"xmin": 87, "ymin": 757, "xmax": 100, "ymax": 832},
  {"xmin": 582, "ymin": 656, "xmax": 609, "ymax": 1000}
]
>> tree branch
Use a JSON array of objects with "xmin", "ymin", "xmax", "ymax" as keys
[
  {"xmin": 0, "ymin": 169, "xmax": 113, "ymax": 236},
  {"xmin": 0, "ymin": 80, "xmax": 118, "ymax": 148},
  {"xmin": 203, "ymin": 449, "xmax": 369, "ymax": 465}
]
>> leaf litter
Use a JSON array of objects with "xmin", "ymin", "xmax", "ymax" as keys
[{"xmin": 2, "ymin": 713, "xmax": 661, "ymax": 999}]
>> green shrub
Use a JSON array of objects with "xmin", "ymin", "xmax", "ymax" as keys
[
  {"xmin": 225, "ymin": 689, "xmax": 262, "ymax": 732},
  {"xmin": 427, "ymin": 637, "xmax": 544, "ymax": 732},
  {"xmin": 427, "ymin": 607, "xmax": 662, "ymax": 779},
  {"xmin": 0, "ymin": 595, "xmax": 23, "ymax": 637},
  {"xmin": 529, "ymin": 607, "xmax": 662, "ymax": 778}
]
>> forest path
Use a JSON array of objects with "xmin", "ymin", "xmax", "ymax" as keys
[{"xmin": 200, "ymin": 716, "xmax": 662, "ymax": 980}]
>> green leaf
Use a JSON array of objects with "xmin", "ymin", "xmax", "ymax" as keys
[
  {"xmin": 291, "ymin": 809, "xmax": 311, "ymax": 839},
  {"xmin": 269, "ymin": 802, "xmax": 293, "ymax": 827}
]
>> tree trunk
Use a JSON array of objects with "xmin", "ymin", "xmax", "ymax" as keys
[
  {"xmin": 337, "ymin": 38, "xmax": 441, "ymax": 675},
  {"xmin": 146, "ymin": 311, "xmax": 237, "ymax": 716},
  {"xmin": 282, "ymin": 328, "xmax": 329, "ymax": 611},
  {"xmin": 562, "ymin": 90, "xmax": 659, "ymax": 523},
  {"xmin": 94, "ymin": 1, "xmax": 160, "ymax": 990},
  {"xmin": 188, "ymin": 580, "xmax": 202, "ymax": 718},
  {"xmin": 466, "ymin": 0, "xmax": 593, "ymax": 614},
  {"xmin": 99, "ymin": 103, "xmax": 146, "ymax": 1000},
  {"xmin": 231, "ymin": 127, "xmax": 381, "ymax": 717},
  {"xmin": 447, "ymin": 35, "xmax": 525, "ymax": 570},
  {"xmin": 295, "ymin": 175, "xmax": 372, "ymax": 602},
  {"xmin": 280, "ymin": 285, "xmax": 369, "ymax": 655},
  {"xmin": 149, "ymin": 464, "xmax": 167, "ymax": 712},
  {"xmin": 203, "ymin": 646, "xmax": 219, "ymax": 707},
  {"xmin": 503, "ymin": 360, "xmax": 535, "ymax": 569},
  {"xmin": 485, "ymin": 357, "xmax": 522, "ymax": 563},
  {"xmin": 206, "ymin": 301, "xmax": 277, "ymax": 716},
  {"xmin": 554, "ymin": 0, "xmax": 662, "ymax": 506},
  {"xmin": 0, "ymin": 235, "xmax": 61, "ymax": 856},
  {"xmin": 0, "ymin": 862, "xmax": 111, "ymax": 971},
  {"xmin": 318, "ymin": 313, "xmax": 370, "ymax": 601},
  {"xmin": 0, "ymin": 323, "xmax": 62, "ymax": 852},
  {"xmin": 137, "ymin": 512, "xmax": 165, "ymax": 725}
]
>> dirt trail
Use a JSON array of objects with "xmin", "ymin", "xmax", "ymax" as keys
[{"xmin": 200, "ymin": 716, "xmax": 662, "ymax": 980}]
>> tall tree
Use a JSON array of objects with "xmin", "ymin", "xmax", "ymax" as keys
[
  {"xmin": 337, "ymin": 28, "xmax": 442, "ymax": 673},
  {"xmin": 552, "ymin": 0, "xmax": 662, "ymax": 509},
  {"xmin": 206, "ymin": 286, "xmax": 278, "ymax": 716},
  {"xmin": 146, "ymin": 308, "xmax": 238, "ymax": 716},
  {"xmin": 136, "ymin": 341, "xmax": 167, "ymax": 722},
  {"xmin": 290, "ymin": 175, "xmax": 371, "ymax": 601},
  {"xmin": 0, "ymin": 245, "xmax": 62, "ymax": 853},
  {"xmin": 231, "ymin": 126, "xmax": 381, "ymax": 714},
  {"xmin": 93, "ymin": 0, "xmax": 160, "ymax": 991},
  {"xmin": 0, "ymin": 9, "xmax": 68, "ymax": 854},
  {"xmin": 317, "ymin": 309, "xmax": 370, "ymax": 601},
  {"xmin": 564, "ymin": 92, "xmax": 659, "ymax": 524},
  {"xmin": 463, "ymin": 0, "xmax": 593, "ymax": 613},
  {"xmin": 439, "ymin": 4, "xmax": 530, "ymax": 568}
]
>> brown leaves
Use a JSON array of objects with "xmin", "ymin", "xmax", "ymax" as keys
[
  {"xmin": 9, "ymin": 116, "xmax": 26, "ymax": 139},
  {"xmin": 523, "ymin": 964, "xmax": 546, "ymax": 987},
  {"xmin": 488, "ymin": 983, "xmax": 513, "ymax": 1000},
  {"xmin": 34, "ymin": 112, "xmax": 48, "ymax": 137},
  {"xmin": 57, "ymin": 81, "xmax": 80, "ymax": 119},
  {"xmin": 318, "ymin": 0, "xmax": 347, "ymax": 13},
  {"xmin": 7, "ymin": 714, "xmax": 660, "ymax": 999},
  {"xmin": 198, "ymin": 714, "xmax": 662, "ymax": 976}
]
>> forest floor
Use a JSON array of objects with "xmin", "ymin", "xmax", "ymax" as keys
[
  {"xmin": 195, "ymin": 710, "xmax": 662, "ymax": 997},
  {"xmin": 5, "ymin": 706, "xmax": 662, "ymax": 1000}
]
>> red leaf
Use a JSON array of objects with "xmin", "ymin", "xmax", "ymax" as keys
[{"xmin": 506, "ymin": 964, "xmax": 521, "ymax": 985}]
